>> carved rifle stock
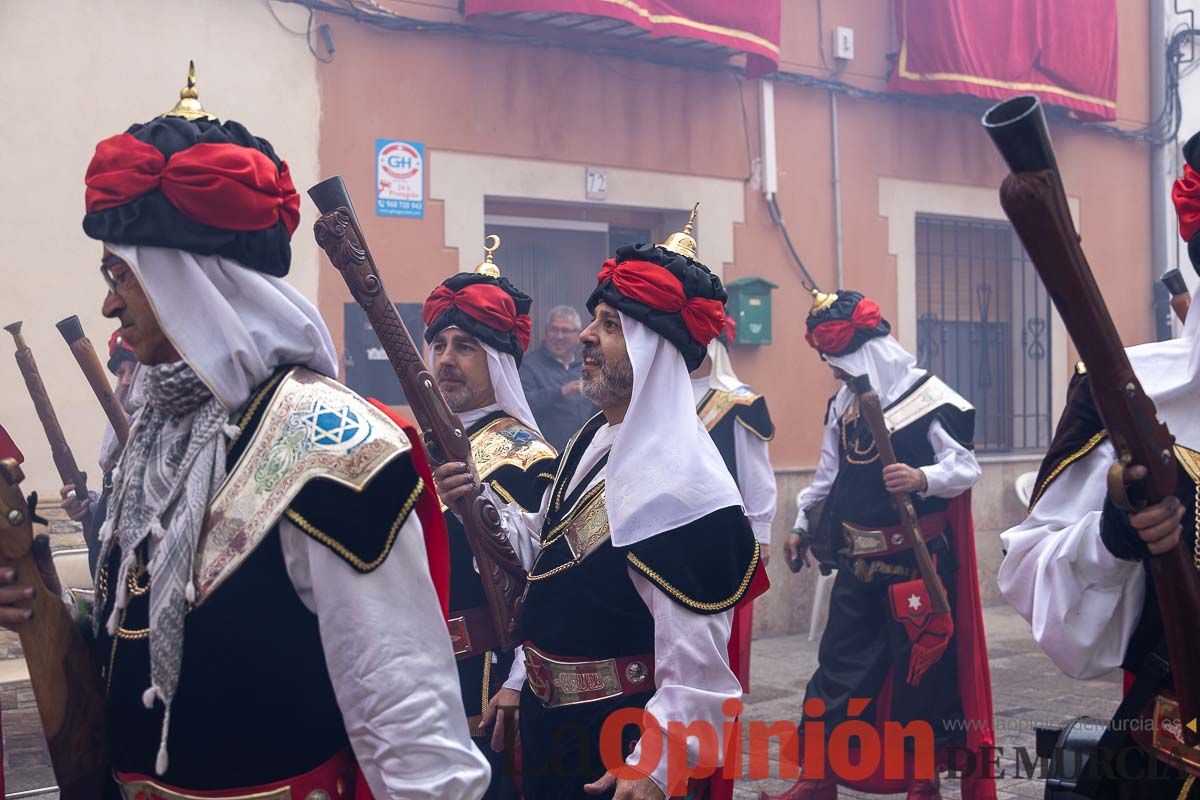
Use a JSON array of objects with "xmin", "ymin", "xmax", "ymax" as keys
[
  {"xmin": 5, "ymin": 322, "xmax": 96, "ymax": 550},
  {"xmin": 849, "ymin": 376, "xmax": 951, "ymax": 615},
  {"xmin": 985, "ymin": 94, "xmax": 1200, "ymax": 746},
  {"xmin": 56, "ymin": 316, "xmax": 130, "ymax": 447},
  {"xmin": 308, "ymin": 176, "xmax": 526, "ymax": 649},
  {"xmin": 0, "ymin": 459, "xmax": 108, "ymax": 798}
]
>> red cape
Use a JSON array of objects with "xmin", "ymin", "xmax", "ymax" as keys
[
  {"xmin": 707, "ymin": 559, "xmax": 770, "ymax": 800},
  {"xmin": 0, "ymin": 425, "xmax": 22, "ymax": 464},
  {"xmin": 366, "ymin": 400, "xmax": 450, "ymax": 617}
]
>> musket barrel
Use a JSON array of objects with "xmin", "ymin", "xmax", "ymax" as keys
[
  {"xmin": 982, "ymin": 95, "xmax": 1059, "ymax": 175},
  {"xmin": 55, "ymin": 316, "xmax": 130, "ymax": 447}
]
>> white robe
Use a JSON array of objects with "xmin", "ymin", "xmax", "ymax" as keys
[{"xmin": 998, "ymin": 300, "xmax": 1200, "ymax": 681}]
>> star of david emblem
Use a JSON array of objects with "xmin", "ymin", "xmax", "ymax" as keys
[
  {"xmin": 907, "ymin": 593, "xmax": 922, "ymax": 611},
  {"xmin": 300, "ymin": 400, "xmax": 370, "ymax": 449},
  {"xmin": 503, "ymin": 427, "xmax": 536, "ymax": 445}
]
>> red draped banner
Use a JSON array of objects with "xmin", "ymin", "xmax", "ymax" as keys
[
  {"xmin": 464, "ymin": 0, "xmax": 780, "ymax": 76},
  {"xmin": 888, "ymin": 0, "xmax": 1118, "ymax": 122}
]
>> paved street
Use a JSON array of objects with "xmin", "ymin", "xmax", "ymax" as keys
[
  {"xmin": 735, "ymin": 605, "xmax": 1120, "ymax": 800},
  {"xmin": 0, "ymin": 604, "xmax": 1119, "ymax": 799}
]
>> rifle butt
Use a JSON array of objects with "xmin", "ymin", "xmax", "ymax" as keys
[
  {"xmin": 0, "ymin": 460, "xmax": 108, "ymax": 796},
  {"xmin": 1149, "ymin": 551, "xmax": 1200, "ymax": 747}
]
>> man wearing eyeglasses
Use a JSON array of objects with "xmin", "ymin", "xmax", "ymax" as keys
[
  {"xmin": 0, "ymin": 74, "xmax": 489, "ymax": 798},
  {"xmin": 520, "ymin": 306, "xmax": 598, "ymax": 451}
]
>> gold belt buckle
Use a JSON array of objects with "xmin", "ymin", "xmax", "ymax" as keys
[
  {"xmin": 524, "ymin": 646, "xmax": 623, "ymax": 707},
  {"xmin": 447, "ymin": 615, "xmax": 472, "ymax": 657},
  {"xmin": 1152, "ymin": 694, "xmax": 1200, "ymax": 770},
  {"xmin": 842, "ymin": 523, "xmax": 888, "ymax": 556},
  {"xmin": 119, "ymin": 779, "xmax": 291, "ymax": 800}
]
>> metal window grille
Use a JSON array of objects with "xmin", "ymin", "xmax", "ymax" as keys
[{"xmin": 915, "ymin": 214, "xmax": 1053, "ymax": 453}]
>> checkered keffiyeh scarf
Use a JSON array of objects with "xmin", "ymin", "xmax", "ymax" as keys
[{"xmin": 95, "ymin": 360, "xmax": 239, "ymax": 775}]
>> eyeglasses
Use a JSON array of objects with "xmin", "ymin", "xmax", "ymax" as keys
[
  {"xmin": 100, "ymin": 262, "xmax": 134, "ymax": 293},
  {"xmin": 547, "ymin": 326, "xmax": 580, "ymax": 336}
]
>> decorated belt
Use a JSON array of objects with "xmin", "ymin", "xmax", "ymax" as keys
[
  {"xmin": 448, "ymin": 605, "xmax": 501, "ymax": 660},
  {"xmin": 841, "ymin": 512, "xmax": 948, "ymax": 558},
  {"xmin": 116, "ymin": 747, "xmax": 356, "ymax": 799},
  {"xmin": 1131, "ymin": 692, "xmax": 1200, "ymax": 778},
  {"xmin": 524, "ymin": 643, "xmax": 654, "ymax": 708}
]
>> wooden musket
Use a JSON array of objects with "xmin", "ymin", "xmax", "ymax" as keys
[
  {"xmin": 0, "ymin": 459, "xmax": 107, "ymax": 798},
  {"xmin": 5, "ymin": 322, "xmax": 96, "ymax": 550},
  {"xmin": 308, "ymin": 176, "xmax": 526, "ymax": 649},
  {"xmin": 849, "ymin": 375, "xmax": 951, "ymax": 615},
  {"xmin": 56, "ymin": 315, "xmax": 130, "ymax": 447},
  {"xmin": 984, "ymin": 94, "xmax": 1200, "ymax": 745}
]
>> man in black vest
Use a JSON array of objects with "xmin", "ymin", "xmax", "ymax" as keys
[
  {"xmin": 435, "ymin": 227, "xmax": 768, "ymax": 800},
  {"xmin": 422, "ymin": 248, "xmax": 556, "ymax": 798},
  {"xmin": 0, "ymin": 68, "xmax": 489, "ymax": 798},
  {"xmin": 771, "ymin": 291, "xmax": 994, "ymax": 800},
  {"xmin": 999, "ymin": 133, "xmax": 1200, "ymax": 800}
]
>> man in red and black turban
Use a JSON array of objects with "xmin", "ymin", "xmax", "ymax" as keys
[
  {"xmin": 767, "ymin": 290, "xmax": 993, "ymax": 800},
  {"xmin": 0, "ymin": 67, "xmax": 489, "ymax": 799},
  {"xmin": 998, "ymin": 130, "xmax": 1200, "ymax": 800},
  {"xmin": 435, "ymin": 233, "xmax": 768, "ymax": 799},
  {"xmin": 421, "ymin": 259, "xmax": 556, "ymax": 797}
]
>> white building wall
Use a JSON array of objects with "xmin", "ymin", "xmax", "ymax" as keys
[{"xmin": 0, "ymin": 0, "xmax": 322, "ymax": 494}]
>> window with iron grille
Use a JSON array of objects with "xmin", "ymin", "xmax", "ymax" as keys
[{"xmin": 915, "ymin": 214, "xmax": 1053, "ymax": 453}]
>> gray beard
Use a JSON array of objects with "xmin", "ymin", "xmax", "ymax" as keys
[{"xmin": 580, "ymin": 359, "xmax": 633, "ymax": 409}]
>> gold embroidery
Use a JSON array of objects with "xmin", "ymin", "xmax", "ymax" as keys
[
  {"xmin": 284, "ymin": 478, "xmax": 423, "ymax": 572},
  {"xmin": 470, "ymin": 417, "xmax": 556, "ymax": 479},
  {"xmin": 541, "ymin": 482, "xmax": 606, "ymax": 548},
  {"xmin": 194, "ymin": 369, "xmax": 413, "ymax": 604},
  {"xmin": 528, "ymin": 486, "xmax": 610, "ymax": 581},
  {"xmin": 883, "ymin": 376, "xmax": 973, "ymax": 434},
  {"xmin": 696, "ymin": 388, "xmax": 760, "ymax": 432},
  {"xmin": 625, "ymin": 541, "xmax": 759, "ymax": 612},
  {"xmin": 1028, "ymin": 431, "xmax": 1108, "ymax": 511}
]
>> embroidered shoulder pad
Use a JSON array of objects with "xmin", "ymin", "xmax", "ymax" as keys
[
  {"xmin": 195, "ymin": 369, "xmax": 418, "ymax": 602},
  {"xmin": 884, "ymin": 375, "xmax": 974, "ymax": 447},
  {"xmin": 471, "ymin": 416, "xmax": 557, "ymax": 479},
  {"xmin": 623, "ymin": 506, "xmax": 760, "ymax": 615}
]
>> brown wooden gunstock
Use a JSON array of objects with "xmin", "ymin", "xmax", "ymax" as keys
[
  {"xmin": 56, "ymin": 315, "xmax": 130, "ymax": 447},
  {"xmin": 307, "ymin": 176, "xmax": 526, "ymax": 649},
  {"xmin": 985, "ymin": 94, "xmax": 1200, "ymax": 746},
  {"xmin": 849, "ymin": 375, "xmax": 951, "ymax": 615},
  {"xmin": 0, "ymin": 459, "xmax": 108, "ymax": 798},
  {"xmin": 4, "ymin": 322, "xmax": 97, "ymax": 550}
]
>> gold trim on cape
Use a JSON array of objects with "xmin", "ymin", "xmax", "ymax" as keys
[
  {"xmin": 626, "ymin": 541, "xmax": 760, "ymax": 613},
  {"xmin": 1028, "ymin": 431, "xmax": 1109, "ymax": 511},
  {"xmin": 193, "ymin": 369, "xmax": 412, "ymax": 604}
]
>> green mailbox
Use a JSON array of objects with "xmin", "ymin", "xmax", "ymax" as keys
[{"xmin": 725, "ymin": 277, "xmax": 778, "ymax": 345}]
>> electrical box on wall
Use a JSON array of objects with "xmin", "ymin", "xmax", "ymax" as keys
[
  {"xmin": 725, "ymin": 277, "xmax": 778, "ymax": 346},
  {"xmin": 834, "ymin": 26, "xmax": 855, "ymax": 61}
]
